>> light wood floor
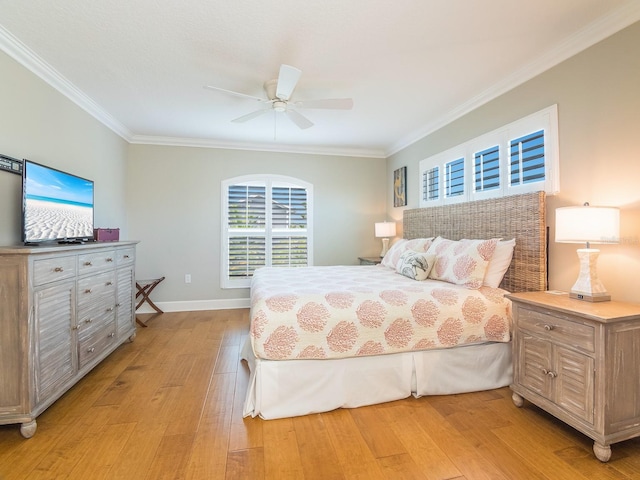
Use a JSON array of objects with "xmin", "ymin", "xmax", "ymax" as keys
[{"xmin": 2, "ymin": 310, "xmax": 640, "ymax": 479}]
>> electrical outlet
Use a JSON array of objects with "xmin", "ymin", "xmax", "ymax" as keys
[{"xmin": 185, "ymin": 274, "xmax": 191, "ymax": 284}]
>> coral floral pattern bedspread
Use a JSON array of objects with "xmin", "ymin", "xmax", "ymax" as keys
[{"xmin": 250, "ymin": 265, "xmax": 512, "ymax": 360}]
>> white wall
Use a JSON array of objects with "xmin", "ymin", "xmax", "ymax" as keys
[
  {"xmin": 126, "ymin": 144, "xmax": 386, "ymax": 308},
  {"xmin": 388, "ymin": 21, "xmax": 640, "ymax": 303},
  {"xmin": 0, "ymin": 50, "xmax": 129, "ymax": 246}
]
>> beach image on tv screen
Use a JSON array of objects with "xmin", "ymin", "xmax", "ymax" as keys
[{"xmin": 24, "ymin": 163, "xmax": 93, "ymax": 242}]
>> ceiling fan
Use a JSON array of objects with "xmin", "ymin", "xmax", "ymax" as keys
[{"xmin": 205, "ymin": 64, "xmax": 353, "ymax": 130}]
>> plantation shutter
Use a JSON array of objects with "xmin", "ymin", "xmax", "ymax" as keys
[
  {"xmin": 510, "ymin": 130, "xmax": 545, "ymax": 186},
  {"xmin": 422, "ymin": 166, "xmax": 439, "ymax": 202},
  {"xmin": 271, "ymin": 186, "xmax": 308, "ymax": 267},
  {"xmin": 227, "ymin": 184, "xmax": 266, "ymax": 279},
  {"xmin": 474, "ymin": 145, "xmax": 500, "ymax": 192},
  {"xmin": 445, "ymin": 158, "xmax": 465, "ymax": 198}
]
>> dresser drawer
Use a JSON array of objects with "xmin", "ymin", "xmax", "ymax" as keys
[
  {"xmin": 33, "ymin": 255, "xmax": 76, "ymax": 286},
  {"xmin": 517, "ymin": 307, "xmax": 595, "ymax": 353},
  {"xmin": 78, "ymin": 250, "xmax": 116, "ymax": 275},
  {"xmin": 115, "ymin": 247, "xmax": 135, "ymax": 267},
  {"xmin": 77, "ymin": 271, "xmax": 116, "ymax": 319},
  {"xmin": 78, "ymin": 321, "xmax": 117, "ymax": 369}
]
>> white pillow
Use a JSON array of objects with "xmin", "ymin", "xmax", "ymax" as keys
[
  {"xmin": 380, "ymin": 239, "xmax": 408, "ymax": 269},
  {"xmin": 380, "ymin": 237, "xmax": 434, "ymax": 269},
  {"xmin": 483, "ymin": 239, "xmax": 516, "ymax": 288},
  {"xmin": 396, "ymin": 251, "xmax": 436, "ymax": 280}
]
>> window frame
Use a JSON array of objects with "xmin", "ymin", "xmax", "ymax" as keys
[
  {"xmin": 419, "ymin": 104, "xmax": 559, "ymax": 207},
  {"xmin": 221, "ymin": 174, "xmax": 313, "ymax": 289}
]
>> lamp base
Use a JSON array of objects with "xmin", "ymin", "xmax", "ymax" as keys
[
  {"xmin": 569, "ymin": 291, "xmax": 611, "ymax": 302},
  {"xmin": 570, "ymin": 248, "xmax": 611, "ymax": 302},
  {"xmin": 380, "ymin": 238, "xmax": 390, "ymax": 257}
]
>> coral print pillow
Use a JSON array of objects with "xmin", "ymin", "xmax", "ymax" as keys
[
  {"xmin": 426, "ymin": 237, "xmax": 499, "ymax": 289},
  {"xmin": 396, "ymin": 251, "xmax": 436, "ymax": 280},
  {"xmin": 380, "ymin": 237, "xmax": 434, "ymax": 269}
]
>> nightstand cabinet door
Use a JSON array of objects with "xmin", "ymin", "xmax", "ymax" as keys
[
  {"xmin": 555, "ymin": 346, "xmax": 594, "ymax": 424},
  {"xmin": 518, "ymin": 335, "xmax": 552, "ymax": 399}
]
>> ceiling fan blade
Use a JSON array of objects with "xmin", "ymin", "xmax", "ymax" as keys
[
  {"xmin": 285, "ymin": 109, "xmax": 313, "ymax": 129},
  {"xmin": 231, "ymin": 109, "xmax": 270, "ymax": 123},
  {"xmin": 295, "ymin": 98, "xmax": 354, "ymax": 110},
  {"xmin": 204, "ymin": 85, "xmax": 264, "ymax": 102},
  {"xmin": 276, "ymin": 64, "xmax": 302, "ymax": 101}
]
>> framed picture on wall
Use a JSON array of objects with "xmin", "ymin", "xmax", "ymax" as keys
[{"xmin": 393, "ymin": 166, "xmax": 407, "ymax": 207}]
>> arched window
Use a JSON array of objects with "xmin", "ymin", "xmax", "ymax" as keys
[{"xmin": 221, "ymin": 174, "xmax": 313, "ymax": 288}]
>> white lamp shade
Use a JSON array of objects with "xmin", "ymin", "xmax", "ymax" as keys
[
  {"xmin": 374, "ymin": 222, "xmax": 396, "ymax": 238},
  {"xmin": 555, "ymin": 206, "xmax": 619, "ymax": 244}
]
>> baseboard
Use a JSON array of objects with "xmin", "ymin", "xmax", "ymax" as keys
[{"xmin": 135, "ymin": 297, "xmax": 250, "ymax": 314}]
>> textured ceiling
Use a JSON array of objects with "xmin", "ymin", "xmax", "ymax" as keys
[{"xmin": 1, "ymin": 0, "xmax": 639, "ymax": 157}]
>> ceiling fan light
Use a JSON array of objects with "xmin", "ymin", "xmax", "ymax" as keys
[{"xmin": 273, "ymin": 101, "xmax": 287, "ymax": 112}]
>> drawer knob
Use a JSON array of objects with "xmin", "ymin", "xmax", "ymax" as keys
[
  {"xmin": 106, "ymin": 307, "xmax": 114, "ymax": 312},
  {"xmin": 106, "ymin": 281, "xmax": 113, "ymax": 286},
  {"xmin": 85, "ymin": 288, "xmax": 92, "ymax": 294},
  {"xmin": 54, "ymin": 267, "xmax": 64, "ymax": 272},
  {"xmin": 544, "ymin": 324, "xmax": 554, "ymax": 331},
  {"xmin": 124, "ymin": 255, "xmax": 130, "ymax": 259},
  {"xmin": 106, "ymin": 258, "xmax": 114, "ymax": 262},
  {"xmin": 87, "ymin": 347, "xmax": 95, "ymax": 353},
  {"xmin": 85, "ymin": 318, "xmax": 92, "ymax": 323},
  {"xmin": 84, "ymin": 261, "xmax": 93, "ymax": 266},
  {"xmin": 108, "ymin": 332, "xmax": 115, "ymax": 338}
]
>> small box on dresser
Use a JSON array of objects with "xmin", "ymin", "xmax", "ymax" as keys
[
  {"xmin": 93, "ymin": 228, "xmax": 120, "ymax": 242},
  {"xmin": 508, "ymin": 291, "xmax": 640, "ymax": 462},
  {"xmin": 0, "ymin": 241, "xmax": 138, "ymax": 438}
]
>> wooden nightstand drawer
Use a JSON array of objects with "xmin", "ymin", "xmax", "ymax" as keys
[{"xmin": 518, "ymin": 307, "xmax": 595, "ymax": 353}]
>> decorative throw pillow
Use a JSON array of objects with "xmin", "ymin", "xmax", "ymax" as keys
[
  {"xmin": 380, "ymin": 237, "xmax": 434, "ymax": 269},
  {"xmin": 426, "ymin": 236, "xmax": 499, "ymax": 289},
  {"xmin": 483, "ymin": 238, "xmax": 516, "ymax": 288},
  {"xmin": 396, "ymin": 251, "xmax": 436, "ymax": 280}
]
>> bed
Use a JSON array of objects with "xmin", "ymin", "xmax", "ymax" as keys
[{"xmin": 241, "ymin": 191, "xmax": 546, "ymax": 419}]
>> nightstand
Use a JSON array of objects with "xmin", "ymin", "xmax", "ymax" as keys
[
  {"xmin": 508, "ymin": 291, "xmax": 640, "ymax": 462},
  {"xmin": 358, "ymin": 256, "xmax": 382, "ymax": 265}
]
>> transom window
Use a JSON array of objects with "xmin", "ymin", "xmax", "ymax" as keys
[
  {"xmin": 419, "ymin": 105, "xmax": 559, "ymax": 206},
  {"xmin": 445, "ymin": 158, "xmax": 465, "ymax": 198},
  {"xmin": 221, "ymin": 175, "xmax": 313, "ymax": 289}
]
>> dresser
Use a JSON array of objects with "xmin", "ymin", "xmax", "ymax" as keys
[
  {"xmin": 508, "ymin": 291, "xmax": 640, "ymax": 462},
  {"xmin": 0, "ymin": 241, "xmax": 138, "ymax": 438}
]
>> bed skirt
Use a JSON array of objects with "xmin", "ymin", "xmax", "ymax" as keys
[{"xmin": 241, "ymin": 338, "xmax": 512, "ymax": 419}]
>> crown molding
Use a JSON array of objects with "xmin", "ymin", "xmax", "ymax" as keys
[
  {"xmin": 0, "ymin": 24, "xmax": 133, "ymax": 141},
  {"xmin": 386, "ymin": 2, "xmax": 640, "ymax": 157},
  {"xmin": 129, "ymin": 134, "xmax": 386, "ymax": 158}
]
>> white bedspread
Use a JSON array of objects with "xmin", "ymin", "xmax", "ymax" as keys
[{"xmin": 250, "ymin": 265, "xmax": 512, "ymax": 361}]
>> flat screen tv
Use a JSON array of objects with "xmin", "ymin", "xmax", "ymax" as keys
[{"xmin": 22, "ymin": 159, "xmax": 94, "ymax": 245}]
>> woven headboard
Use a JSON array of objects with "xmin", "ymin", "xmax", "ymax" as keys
[{"xmin": 403, "ymin": 191, "xmax": 546, "ymax": 292}]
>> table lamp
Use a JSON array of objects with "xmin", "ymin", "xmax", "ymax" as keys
[
  {"xmin": 374, "ymin": 221, "xmax": 396, "ymax": 257},
  {"xmin": 555, "ymin": 203, "xmax": 619, "ymax": 302}
]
